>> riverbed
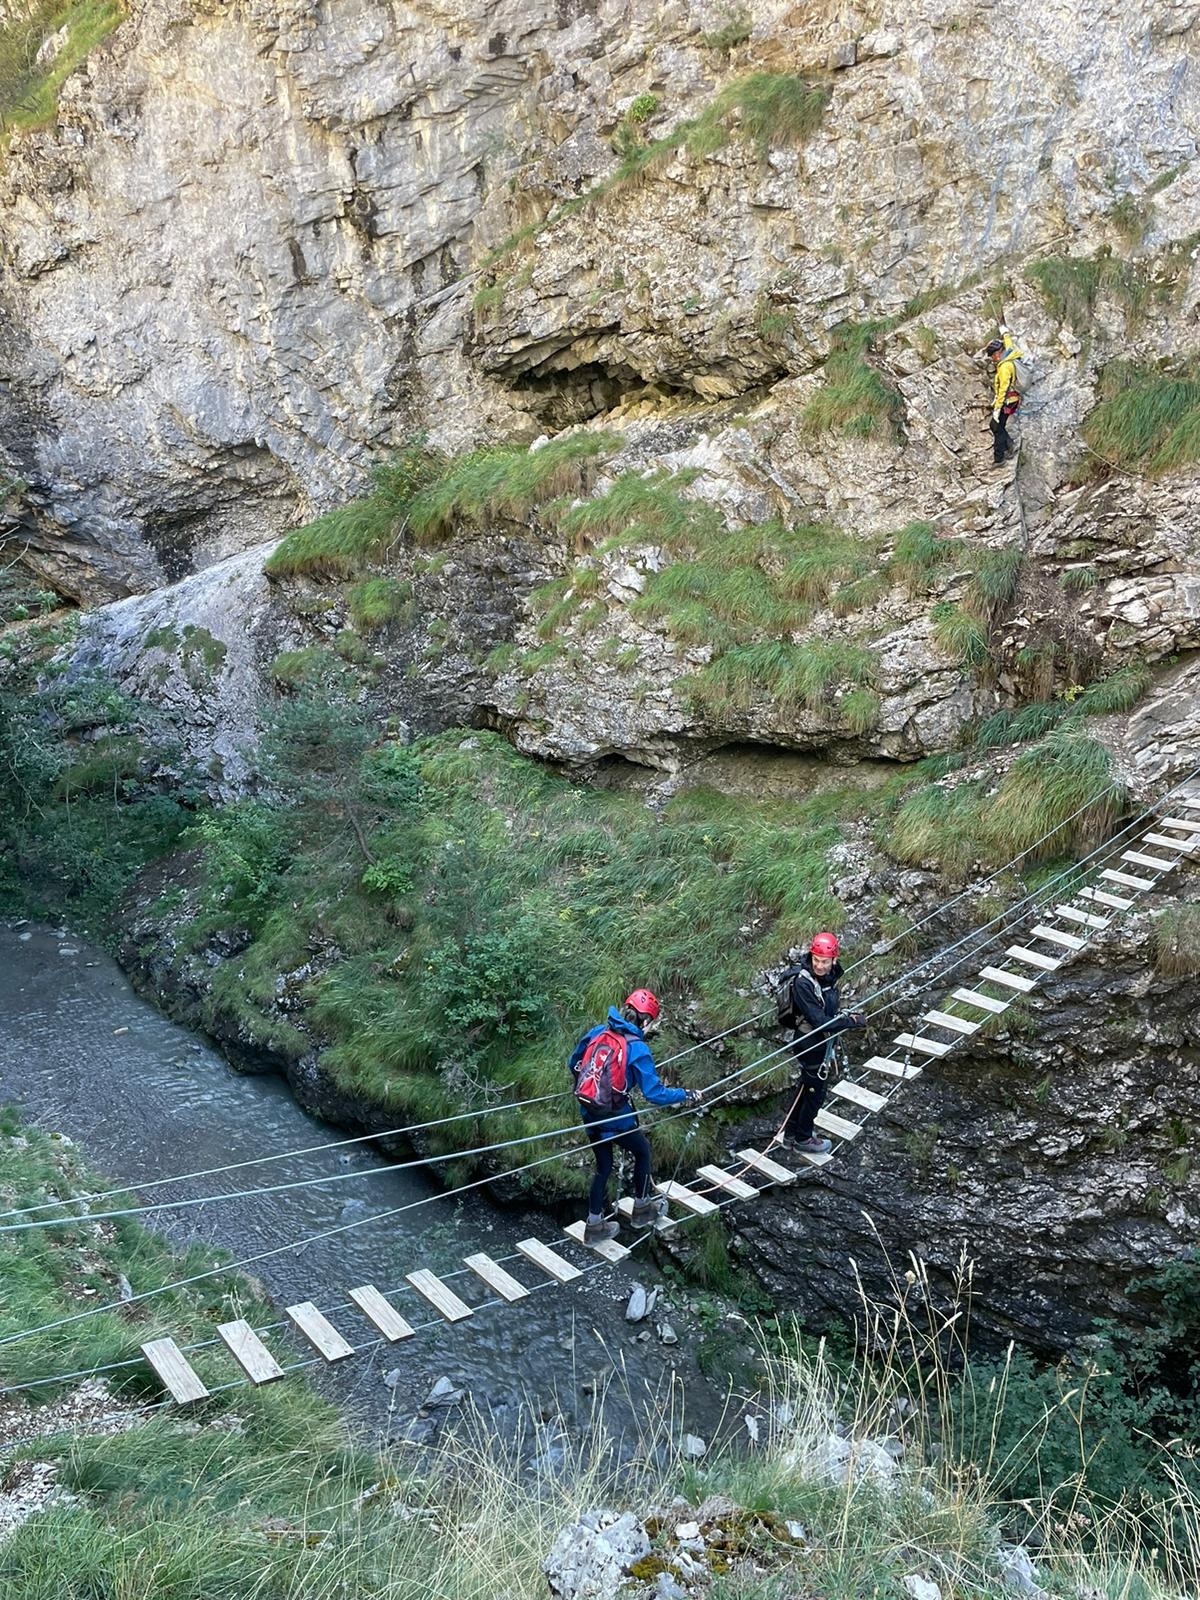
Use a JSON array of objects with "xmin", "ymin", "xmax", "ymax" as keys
[{"xmin": 0, "ymin": 922, "xmax": 737, "ymax": 1448}]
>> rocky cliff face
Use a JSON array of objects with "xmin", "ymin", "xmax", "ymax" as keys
[
  {"xmin": 2, "ymin": 0, "xmax": 1199, "ymax": 1353},
  {"xmin": 2, "ymin": 0, "xmax": 1198, "ymax": 599}
]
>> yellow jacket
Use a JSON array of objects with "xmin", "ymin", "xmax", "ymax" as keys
[{"xmin": 992, "ymin": 333, "xmax": 1023, "ymax": 412}]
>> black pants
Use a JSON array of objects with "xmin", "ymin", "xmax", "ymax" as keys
[
  {"xmin": 581, "ymin": 1104, "xmax": 652, "ymax": 1214},
  {"xmin": 784, "ymin": 1050, "xmax": 829, "ymax": 1141},
  {"xmin": 990, "ymin": 413, "xmax": 1013, "ymax": 464}
]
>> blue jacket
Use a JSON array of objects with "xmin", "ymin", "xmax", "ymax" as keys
[{"xmin": 568, "ymin": 1008, "xmax": 687, "ymax": 1133}]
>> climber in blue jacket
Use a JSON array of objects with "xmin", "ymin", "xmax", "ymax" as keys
[{"xmin": 568, "ymin": 989, "xmax": 702, "ymax": 1246}]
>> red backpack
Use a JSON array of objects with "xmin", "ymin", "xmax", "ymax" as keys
[{"xmin": 573, "ymin": 1028, "xmax": 630, "ymax": 1111}]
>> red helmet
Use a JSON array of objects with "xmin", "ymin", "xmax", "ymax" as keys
[
  {"xmin": 624, "ymin": 989, "xmax": 660, "ymax": 1021},
  {"xmin": 810, "ymin": 932, "xmax": 840, "ymax": 959}
]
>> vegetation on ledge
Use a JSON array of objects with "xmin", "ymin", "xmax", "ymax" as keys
[{"xmin": 0, "ymin": 0, "xmax": 122, "ymax": 145}]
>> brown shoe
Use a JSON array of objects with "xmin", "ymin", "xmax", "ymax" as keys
[{"xmin": 583, "ymin": 1218, "xmax": 621, "ymax": 1246}]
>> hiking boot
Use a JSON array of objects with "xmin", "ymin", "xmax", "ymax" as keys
[
  {"xmin": 788, "ymin": 1135, "xmax": 833, "ymax": 1155},
  {"xmin": 583, "ymin": 1218, "xmax": 621, "ymax": 1246},
  {"xmin": 630, "ymin": 1195, "xmax": 669, "ymax": 1229}
]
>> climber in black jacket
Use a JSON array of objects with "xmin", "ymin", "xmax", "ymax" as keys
[{"xmin": 778, "ymin": 932, "xmax": 866, "ymax": 1154}]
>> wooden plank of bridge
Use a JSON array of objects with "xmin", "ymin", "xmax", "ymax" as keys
[
  {"xmin": 1143, "ymin": 831, "xmax": 1197, "ymax": 852},
  {"xmin": 217, "ymin": 1320, "xmax": 285, "ymax": 1385},
  {"xmin": 1005, "ymin": 945, "xmax": 1060, "ymax": 971},
  {"xmin": 696, "ymin": 1164, "xmax": 759, "ymax": 1201},
  {"xmin": 405, "ymin": 1269, "xmax": 473, "ymax": 1324},
  {"xmin": 348, "ymin": 1284, "xmax": 416, "ymax": 1342},
  {"xmin": 978, "ymin": 965, "xmax": 1036, "ymax": 992},
  {"xmin": 814, "ymin": 1106, "xmax": 863, "ymax": 1141},
  {"xmin": 1122, "ymin": 850, "xmax": 1176, "ymax": 872},
  {"xmin": 515, "ymin": 1238, "xmax": 582, "ymax": 1283},
  {"xmin": 1029, "ymin": 924, "xmax": 1086, "ymax": 951},
  {"xmin": 951, "ymin": 987, "xmax": 1008, "ymax": 1013},
  {"xmin": 894, "ymin": 1032, "xmax": 952, "ymax": 1057},
  {"xmin": 142, "ymin": 1337, "xmax": 210, "ymax": 1405},
  {"xmin": 737, "ymin": 1147, "xmax": 803, "ymax": 1181},
  {"xmin": 923, "ymin": 1008, "xmax": 980, "ymax": 1034},
  {"xmin": 1055, "ymin": 905, "xmax": 1109, "ymax": 930},
  {"xmin": 861, "ymin": 1054, "xmax": 922, "ymax": 1079},
  {"xmin": 563, "ymin": 1220, "xmax": 629, "ymax": 1262},
  {"xmin": 656, "ymin": 1179, "xmax": 719, "ymax": 1216},
  {"xmin": 1159, "ymin": 816, "xmax": 1200, "ymax": 833},
  {"xmin": 1081, "ymin": 886, "xmax": 1133, "ymax": 909},
  {"xmin": 286, "ymin": 1301, "xmax": 354, "ymax": 1363},
  {"xmin": 464, "ymin": 1253, "xmax": 530, "ymax": 1304},
  {"xmin": 1101, "ymin": 868, "xmax": 1153, "ymax": 890},
  {"xmin": 829, "ymin": 1079, "xmax": 888, "ymax": 1114}
]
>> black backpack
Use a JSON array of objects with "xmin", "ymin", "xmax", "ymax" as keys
[{"xmin": 775, "ymin": 966, "xmax": 804, "ymax": 1029}]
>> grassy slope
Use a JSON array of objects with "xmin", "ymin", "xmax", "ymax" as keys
[{"xmin": 2, "ymin": 1117, "xmax": 1197, "ymax": 1598}]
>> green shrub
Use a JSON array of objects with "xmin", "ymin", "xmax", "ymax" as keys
[
  {"xmin": 625, "ymin": 92, "xmax": 659, "ymax": 123},
  {"xmin": 0, "ymin": 0, "xmax": 122, "ymax": 141},
  {"xmin": 1082, "ymin": 361, "xmax": 1200, "ymax": 477},
  {"xmin": 803, "ymin": 323, "xmax": 905, "ymax": 440},
  {"xmin": 265, "ymin": 440, "xmax": 442, "ymax": 578},
  {"xmin": 886, "ymin": 727, "xmax": 1122, "ymax": 875},
  {"xmin": 930, "ymin": 602, "xmax": 989, "ymax": 668},
  {"xmin": 1151, "ymin": 903, "xmax": 1200, "ymax": 977},
  {"xmin": 346, "ymin": 576, "xmax": 413, "ymax": 632},
  {"xmin": 713, "ymin": 73, "xmax": 829, "ymax": 158},
  {"xmin": 405, "ymin": 433, "xmax": 615, "ymax": 543},
  {"xmin": 688, "ymin": 639, "xmax": 877, "ymax": 716}
]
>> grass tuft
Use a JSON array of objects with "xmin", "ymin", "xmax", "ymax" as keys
[
  {"xmin": 803, "ymin": 322, "xmax": 905, "ymax": 441},
  {"xmin": 0, "ymin": 0, "xmax": 122, "ymax": 143},
  {"xmin": 1151, "ymin": 903, "xmax": 1200, "ymax": 977},
  {"xmin": 1082, "ymin": 361, "xmax": 1200, "ymax": 478}
]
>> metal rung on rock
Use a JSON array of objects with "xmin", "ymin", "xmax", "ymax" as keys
[
  {"xmin": 736, "ymin": 1147, "xmax": 801, "ymax": 1182},
  {"xmin": 951, "ymin": 988, "xmax": 1008, "ymax": 1014},
  {"xmin": 861, "ymin": 1055, "xmax": 922, "ymax": 1078},
  {"xmin": 1143, "ymin": 831, "xmax": 1197, "ymax": 853},
  {"xmin": 894, "ymin": 1032, "xmax": 952, "ymax": 1057},
  {"xmin": 978, "ymin": 965, "xmax": 1036, "ymax": 992},
  {"xmin": 1122, "ymin": 850, "xmax": 1176, "ymax": 872},
  {"xmin": 696, "ymin": 1164, "xmax": 759, "ymax": 1200},
  {"xmin": 830, "ymin": 1079, "xmax": 888, "ymax": 1113},
  {"xmin": 1101, "ymin": 868, "xmax": 1153, "ymax": 890},
  {"xmin": 1055, "ymin": 905, "xmax": 1109, "ymax": 930},
  {"xmin": 923, "ymin": 1008, "xmax": 980, "ymax": 1034},
  {"xmin": 1005, "ymin": 945, "xmax": 1060, "ymax": 971},
  {"xmin": 1030, "ymin": 924, "xmax": 1086, "ymax": 951},
  {"xmin": 814, "ymin": 1106, "xmax": 863, "ymax": 1140},
  {"xmin": 1081, "ymin": 886, "xmax": 1133, "ymax": 909}
]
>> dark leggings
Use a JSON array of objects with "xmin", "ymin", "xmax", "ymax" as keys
[
  {"xmin": 990, "ymin": 412, "xmax": 1013, "ymax": 464},
  {"xmin": 581, "ymin": 1107, "xmax": 652, "ymax": 1214}
]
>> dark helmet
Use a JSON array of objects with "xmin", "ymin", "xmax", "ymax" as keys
[{"xmin": 985, "ymin": 338, "xmax": 1005, "ymax": 356}]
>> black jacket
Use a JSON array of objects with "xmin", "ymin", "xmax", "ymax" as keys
[{"xmin": 787, "ymin": 956, "xmax": 856, "ymax": 1069}]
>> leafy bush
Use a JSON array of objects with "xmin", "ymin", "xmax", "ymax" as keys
[{"xmin": 0, "ymin": 672, "xmax": 191, "ymax": 936}]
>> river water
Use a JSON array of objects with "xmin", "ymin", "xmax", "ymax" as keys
[{"xmin": 0, "ymin": 922, "xmax": 734, "ymax": 1448}]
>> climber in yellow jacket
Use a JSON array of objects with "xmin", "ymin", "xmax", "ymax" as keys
[{"xmin": 985, "ymin": 328, "xmax": 1023, "ymax": 467}]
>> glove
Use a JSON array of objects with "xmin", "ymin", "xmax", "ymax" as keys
[
  {"xmin": 846, "ymin": 1011, "xmax": 868, "ymax": 1029},
  {"xmin": 998, "ymin": 322, "xmax": 1009, "ymax": 335},
  {"xmin": 685, "ymin": 1088, "xmax": 704, "ymax": 1106},
  {"xmin": 992, "ymin": 407, "xmax": 1001, "ymax": 423}
]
